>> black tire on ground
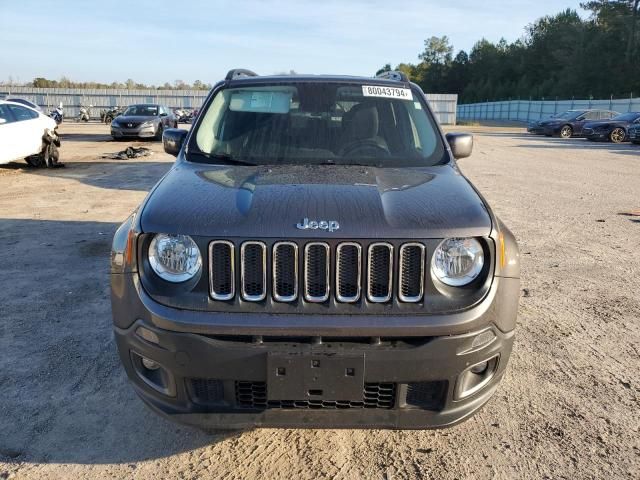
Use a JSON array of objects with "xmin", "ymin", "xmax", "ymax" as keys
[
  {"xmin": 560, "ymin": 125, "xmax": 573, "ymax": 139},
  {"xmin": 155, "ymin": 123, "xmax": 163, "ymax": 140},
  {"xmin": 609, "ymin": 127, "xmax": 626, "ymax": 143},
  {"xmin": 174, "ymin": 121, "xmax": 178, "ymax": 128}
]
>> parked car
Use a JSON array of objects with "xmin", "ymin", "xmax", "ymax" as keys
[
  {"xmin": 110, "ymin": 68, "xmax": 520, "ymax": 430},
  {"xmin": 628, "ymin": 123, "xmax": 640, "ymax": 145},
  {"xmin": 110, "ymin": 104, "xmax": 177, "ymax": 140},
  {"xmin": 4, "ymin": 97, "xmax": 44, "ymax": 113},
  {"xmin": 0, "ymin": 100, "xmax": 61, "ymax": 167},
  {"xmin": 537, "ymin": 109, "xmax": 619, "ymax": 138},
  {"xmin": 583, "ymin": 112, "xmax": 640, "ymax": 143},
  {"xmin": 527, "ymin": 111, "xmax": 574, "ymax": 135}
]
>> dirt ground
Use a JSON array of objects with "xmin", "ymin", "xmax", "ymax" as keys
[{"xmin": 0, "ymin": 123, "xmax": 638, "ymax": 479}]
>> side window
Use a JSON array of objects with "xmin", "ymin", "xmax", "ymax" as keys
[
  {"xmin": 7, "ymin": 105, "xmax": 38, "ymax": 122},
  {"xmin": 0, "ymin": 105, "xmax": 16, "ymax": 124},
  {"xmin": 584, "ymin": 111, "xmax": 599, "ymax": 121}
]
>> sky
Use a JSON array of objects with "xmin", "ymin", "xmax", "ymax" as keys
[{"xmin": 0, "ymin": 0, "xmax": 586, "ymax": 85}]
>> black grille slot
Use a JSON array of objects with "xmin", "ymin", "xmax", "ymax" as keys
[
  {"xmin": 367, "ymin": 243, "xmax": 393, "ymax": 302},
  {"xmin": 273, "ymin": 242, "xmax": 298, "ymax": 302},
  {"xmin": 235, "ymin": 381, "xmax": 396, "ymax": 409},
  {"xmin": 399, "ymin": 243, "xmax": 425, "ymax": 302},
  {"xmin": 336, "ymin": 243, "xmax": 361, "ymax": 302},
  {"xmin": 304, "ymin": 243, "xmax": 330, "ymax": 302},
  {"xmin": 188, "ymin": 378, "xmax": 224, "ymax": 405},
  {"xmin": 405, "ymin": 381, "xmax": 448, "ymax": 410},
  {"xmin": 241, "ymin": 242, "xmax": 266, "ymax": 301},
  {"xmin": 209, "ymin": 241, "xmax": 234, "ymax": 300}
]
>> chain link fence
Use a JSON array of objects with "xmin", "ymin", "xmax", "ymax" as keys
[{"xmin": 457, "ymin": 96, "xmax": 640, "ymax": 123}]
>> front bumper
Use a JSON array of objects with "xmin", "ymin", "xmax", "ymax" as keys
[
  {"xmin": 112, "ymin": 272, "xmax": 518, "ymax": 429},
  {"xmin": 115, "ymin": 318, "xmax": 513, "ymax": 429},
  {"xmin": 527, "ymin": 125, "xmax": 545, "ymax": 134},
  {"xmin": 111, "ymin": 124, "xmax": 157, "ymax": 139}
]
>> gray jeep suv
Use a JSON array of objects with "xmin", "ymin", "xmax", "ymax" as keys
[{"xmin": 111, "ymin": 69, "xmax": 520, "ymax": 430}]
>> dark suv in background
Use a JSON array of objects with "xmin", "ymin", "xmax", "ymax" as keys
[
  {"xmin": 111, "ymin": 69, "xmax": 520, "ymax": 430},
  {"xmin": 527, "ymin": 109, "xmax": 618, "ymax": 138}
]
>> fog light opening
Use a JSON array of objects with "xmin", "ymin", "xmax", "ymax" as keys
[
  {"xmin": 455, "ymin": 355, "xmax": 500, "ymax": 400},
  {"xmin": 470, "ymin": 361, "xmax": 488, "ymax": 375},
  {"xmin": 141, "ymin": 357, "xmax": 160, "ymax": 371}
]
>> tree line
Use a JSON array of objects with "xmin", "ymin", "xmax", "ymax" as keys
[
  {"xmin": 377, "ymin": 1, "xmax": 640, "ymax": 103},
  {"xmin": 0, "ymin": 77, "xmax": 213, "ymax": 91}
]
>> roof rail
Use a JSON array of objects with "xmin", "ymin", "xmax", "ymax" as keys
[
  {"xmin": 375, "ymin": 70, "xmax": 409, "ymax": 82},
  {"xmin": 225, "ymin": 69, "xmax": 259, "ymax": 81}
]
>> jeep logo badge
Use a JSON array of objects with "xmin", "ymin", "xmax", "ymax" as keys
[{"xmin": 296, "ymin": 218, "xmax": 340, "ymax": 232}]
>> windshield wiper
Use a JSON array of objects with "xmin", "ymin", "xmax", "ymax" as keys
[{"xmin": 192, "ymin": 151, "xmax": 257, "ymax": 166}]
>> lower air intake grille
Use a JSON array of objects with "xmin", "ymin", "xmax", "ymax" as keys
[
  {"xmin": 405, "ymin": 381, "xmax": 448, "ymax": 410},
  {"xmin": 188, "ymin": 378, "xmax": 224, "ymax": 405},
  {"xmin": 235, "ymin": 381, "xmax": 396, "ymax": 409}
]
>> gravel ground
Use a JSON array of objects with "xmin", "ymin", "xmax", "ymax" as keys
[{"xmin": 0, "ymin": 123, "xmax": 638, "ymax": 479}]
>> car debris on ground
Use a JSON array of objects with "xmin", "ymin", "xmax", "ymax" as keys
[{"xmin": 102, "ymin": 146, "xmax": 153, "ymax": 160}]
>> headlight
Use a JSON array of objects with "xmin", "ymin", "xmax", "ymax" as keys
[
  {"xmin": 141, "ymin": 121, "xmax": 155, "ymax": 128},
  {"xmin": 431, "ymin": 238, "xmax": 484, "ymax": 287},
  {"xmin": 148, "ymin": 234, "xmax": 202, "ymax": 282}
]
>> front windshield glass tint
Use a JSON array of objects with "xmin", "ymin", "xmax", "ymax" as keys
[
  {"xmin": 193, "ymin": 83, "xmax": 445, "ymax": 167},
  {"xmin": 555, "ymin": 110, "xmax": 580, "ymax": 119},
  {"xmin": 124, "ymin": 105, "xmax": 158, "ymax": 116}
]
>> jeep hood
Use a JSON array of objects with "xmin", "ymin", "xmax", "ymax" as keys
[{"xmin": 140, "ymin": 163, "xmax": 492, "ymax": 238}]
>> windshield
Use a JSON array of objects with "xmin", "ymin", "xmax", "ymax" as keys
[
  {"xmin": 124, "ymin": 105, "xmax": 158, "ymax": 116},
  {"xmin": 611, "ymin": 112, "xmax": 640, "ymax": 121},
  {"xmin": 553, "ymin": 110, "xmax": 581, "ymax": 120},
  {"xmin": 192, "ymin": 82, "xmax": 446, "ymax": 167}
]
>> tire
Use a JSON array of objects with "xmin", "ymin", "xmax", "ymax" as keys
[
  {"xmin": 559, "ymin": 125, "xmax": 573, "ymax": 139},
  {"xmin": 174, "ymin": 122, "xmax": 178, "ymax": 128},
  {"xmin": 155, "ymin": 123, "xmax": 163, "ymax": 141},
  {"xmin": 609, "ymin": 127, "xmax": 626, "ymax": 143}
]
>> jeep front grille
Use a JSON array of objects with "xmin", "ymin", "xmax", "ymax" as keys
[
  {"xmin": 273, "ymin": 242, "xmax": 298, "ymax": 302},
  {"xmin": 304, "ymin": 242, "xmax": 330, "ymax": 302},
  {"xmin": 399, "ymin": 243, "xmax": 425, "ymax": 302},
  {"xmin": 240, "ymin": 241, "xmax": 267, "ymax": 301},
  {"xmin": 208, "ymin": 240, "xmax": 429, "ymax": 305},
  {"xmin": 367, "ymin": 243, "xmax": 393, "ymax": 302},
  {"xmin": 209, "ymin": 240, "xmax": 235, "ymax": 300}
]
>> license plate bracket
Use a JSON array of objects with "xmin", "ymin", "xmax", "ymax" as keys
[{"xmin": 267, "ymin": 352, "xmax": 365, "ymax": 401}]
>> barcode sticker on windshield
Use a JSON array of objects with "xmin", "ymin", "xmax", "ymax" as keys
[{"xmin": 362, "ymin": 85, "xmax": 413, "ymax": 100}]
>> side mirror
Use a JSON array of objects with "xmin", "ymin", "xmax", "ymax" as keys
[
  {"xmin": 160, "ymin": 112, "xmax": 168, "ymax": 117},
  {"xmin": 446, "ymin": 132, "xmax": 473, "ymax": 159},
  {"xmin": 163, "ymin": 128, "xmax": 188, "ymax": 156}
]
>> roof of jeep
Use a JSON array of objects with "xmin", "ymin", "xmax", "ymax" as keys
[
  {"xmin": 221, "ymin": 68, "xmax": 415, "ymax": 88},
  {"xmin": 227, "ymin": 74, "xmax": 411, "ymax": 86}
]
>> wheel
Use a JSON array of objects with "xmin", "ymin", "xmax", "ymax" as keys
[
  {"xmin": 174, "ymin": 121, "xmax": 178, "ymax": 128},
  {"xmin": 559, "ymin": 125, "xmax": 573, "ymax": 138},
  {"xmin": 610, "ymin": 127, "xmax": 626, "ymax": 143},
  {"xmin": 155, "ymin": 123, "xmax": 163, "ymax": 140}
]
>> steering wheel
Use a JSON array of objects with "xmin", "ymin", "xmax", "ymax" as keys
[{"xmin": 340, "ymin": 140, "xmax": 390, "ymax": 158}]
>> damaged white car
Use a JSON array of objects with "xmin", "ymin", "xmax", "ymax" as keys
[{"xmin": 0, "ymin": 100, "xmax": 62, "ymax": 167}]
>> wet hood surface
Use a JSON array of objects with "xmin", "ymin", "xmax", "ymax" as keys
[{"xmin": 140, "ymin": 162, "xmax": 492, "ymax": 238}]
